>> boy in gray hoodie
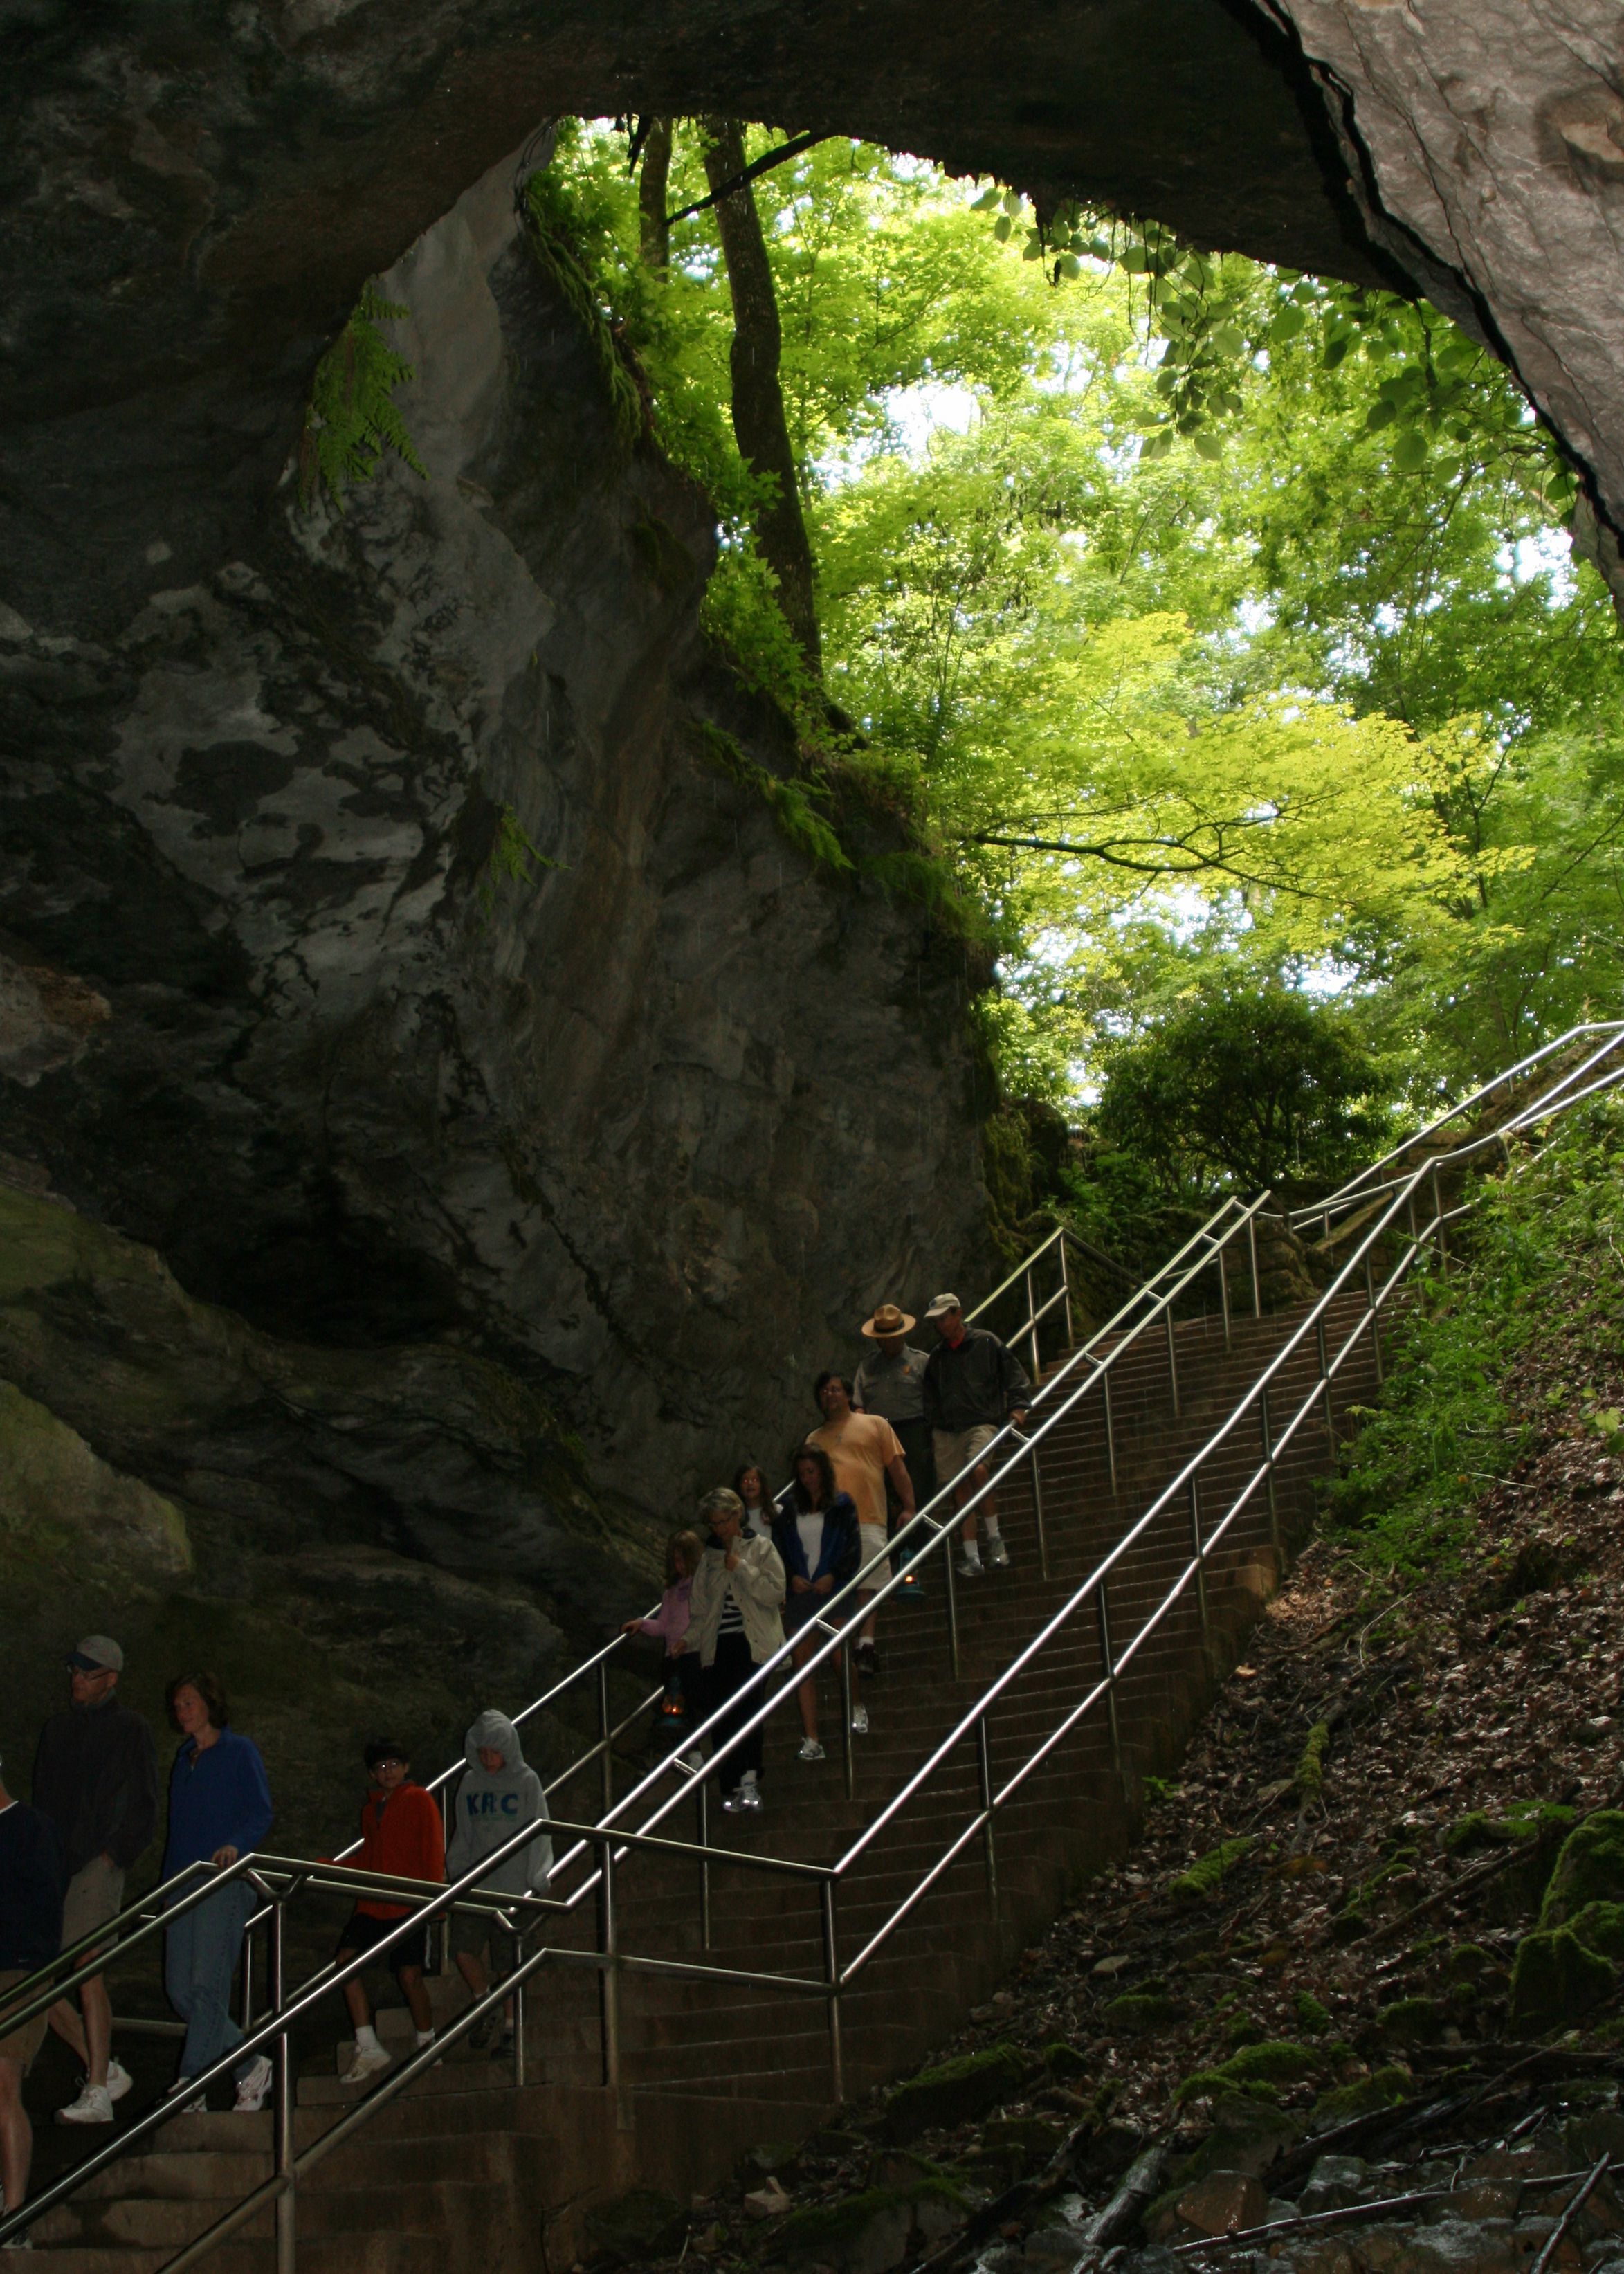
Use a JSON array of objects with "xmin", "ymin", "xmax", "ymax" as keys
[{"xmin": 444, "ymin": 1711, "xmax": 552, "ymax": 2053}]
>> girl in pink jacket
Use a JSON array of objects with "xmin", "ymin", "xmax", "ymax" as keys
[{"xmin": 623, "ymin": 1531, "xmax": 703, "ymax": 1756}]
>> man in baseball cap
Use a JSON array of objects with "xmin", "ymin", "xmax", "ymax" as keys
[
  {"xmin": 921, "ymin": 1293, "xmax": 1031, "ymax": 1576},
  {"xmin": 31, "ymin": 1636, "xmax": 158, "ymax": 2124}
]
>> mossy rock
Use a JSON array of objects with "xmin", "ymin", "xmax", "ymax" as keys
[
  {"xmin": 1224, "ymin": 2014, "xmax": 1266, "ymax": 2050},
  {"xmin": 780, "ymin": 2178, "xmax": 969, "ymax": 2268},
  {"xmin": 1042, "ymin": 2040, "xmax": 1090, "ymax": 2080},
  {"xmin": 881, "ymin": 2042, "xmax": 1028, "ymax": 2144},
  {"xmin": 1171, "ymin": 1837, "xmax": 1256, "ymax": 1900},
  {"xmin": 1448, "ymin": 1943, "xmax": 1495, "ymax": 1981},
  {"xmin": 1376, "ymin": 1996, "xmax": 1448, "ymax": 2047},
  {"xmin": 1567, "ymin": 1900, "xmax": 1624, "ymax": 1960},
  {"xmin": 1105, "ymin": 1992, "xmax": 1185, "ymax": 2033},
  {"xmin": 1509, "ymin": 1927, "xmax": 1617, "ymax": 2030},
  {"xmin": 980, "ymin": 2115, "xmax": 1064, "ymax": 2172},
  {"xmin": 1222, "ymin": 2040, "xmax": 1321, "ymax": 2086},
  {"xmin": 1309, "ymin": 2067, "xmax": 1410, "ymax": 2127},
  {"xmin": 1176, "ymin": 2095, "xmax": 1302, "ymax": 2181},
  {"xmin": 1540, "ymin": 1812, "xmax": 1624, "ymax": 1928},
  {"xmin": 582, "ymin": 2187, "xmax": 687, "ymax": 2264}
]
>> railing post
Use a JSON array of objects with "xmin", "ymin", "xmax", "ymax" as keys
[
  {"xmin": 1432, "ymin": 1159, "xmax": 1448, "ymax": 1271},
  {"xmin": 1059, "ymin": 1234, "xmax": 1074, "ymax": 1352},
  {"xmin": 1025, "ymin": 1429, "xmax": 1050, "ymax": 1581},
  {"xmin": 240, "ymin": 1914, "xmax": 255, "ymax": 2038},
  {"xmin": 1259, "ymin": 1381, "xmax": 1279, "ymax": 1556},
  {"xmin": 1247, "ymin": 1211, "xmax": 1262, "ymax": 1319},
  {"xmin": 1025, "ymin": 1265, "xmax": 1039, "ymax": 1378},
  {"xmin": 976, "ymin": 1716, "xmax": 998, "ymax": 1911},
  {"xmin": 512, "ymin": 1924, "xmax": 527, "ymax": 2088},
  {"xmin": 1189, "ymin": 1475, "xmax": 1210, "ymax": 1650},
  {"xmin": 840, "ymin": 1639, "xmax": 856, "ymax": 1800},
  {"xmin": 596, "ymin": 1660, "xmax": 614, "ymax": 1817},
  {"xmin": 943, "ymin": 1528, "xmax": 961, "ymax": 1680},
  {"xmin": 1165, "ymin": 1304, "xmax": 1180, "ymax": 1417},
  {"xmin": 1216, "ymin": 1238, "xmax": 1232, "ymax": 1351},
  {"xmin": 1365, "ymin": 1252, "xmax": 1383, "ymax": 1384},
  {"xmin": 1316, "ymin": 1313, "xmax": 1335, "ymax": 1446},
  {"xmin": 1101, "ymin": 1367, "xmax": 1118, "ymax": 1498},
  {"xmin": 597, "ymin": 1837, "xmax": 620, "ymax": 2091},
  {"xmin": 696, "ymin": 1780, "xmax": 712, "ymax": 1953},
  {"xmin": 821, "ymin": 1882, "xmax": 844, "ymax": 2105},
  {"xmin": 1095, "ymin": 1586, "xmax": 1123, "ymax": 1782},
  {"xmin": 269, "ymin": 1894, "xmax": 295, "ymax": 2274}
]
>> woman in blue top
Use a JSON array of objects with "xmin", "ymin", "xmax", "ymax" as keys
[
  {"xmin": 772, "ymin": 1446, "xmax": 863, "ymax": 1764},
  {"xmin": 161, "ymin": 1673, "xmax": 274, "ymax": 2115}
]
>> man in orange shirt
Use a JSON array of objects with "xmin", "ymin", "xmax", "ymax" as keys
[
  {"xmin": 808, "ymin": 1371, "xmax": 915, "ymax": 1680},
  {"xmin": 333, "ymin": 1739, "xmax": 446, "ymax": 2082}
]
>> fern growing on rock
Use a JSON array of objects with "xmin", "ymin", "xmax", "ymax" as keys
[{"xmin": 300, "ymin": 286, "xmax": 428, "ymax": 507}]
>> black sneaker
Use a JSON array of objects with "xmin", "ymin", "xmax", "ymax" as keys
[{"xmin": 857, "ymin": 1644, "xmax": 879, "ymax": 1679}]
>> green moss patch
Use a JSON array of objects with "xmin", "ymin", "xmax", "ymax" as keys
[
  {"xmin": 1509, "ymin": 1927, "xmax": 1617, "ymax": 2030},
  {"xmin": 1310, "ymin": 2067, "xmax": 1410, "ymax": 2126},
  {"xmin": 881, "ymin": 2042, "xmax": 1028, "ymax": 2144},
  {"xmin": 1171, "ymin": 1836, "xmax": 1257, "ymax": 1900},
  {"xmin": 1540, "ymin": 1812, "xmax": 1624, "ymax": 1927},
  {"xmin": 1104, "ymin": 1991, "xmax": 1185, "ymax": 2032},
  {"xmin": 1293, "ymin": 1991, "xmax": 1331, "ymax": 2036},
  {"xmin": 1376, "ymin": 1996, "xmax": 1448, "ymax": 2046}
]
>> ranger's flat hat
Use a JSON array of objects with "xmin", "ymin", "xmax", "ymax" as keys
[{"xmin": 861, "ymin": 1303, "xmax": 916, "ymax": 1338}]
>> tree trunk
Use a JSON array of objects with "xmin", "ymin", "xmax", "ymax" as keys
[
  {"xmin": 700, "ymin": 116, "xmax": 821, "ymax": 673},
  {"xmin": 638, "ymin": 117, "xmax": 673, "ymax": 270}
]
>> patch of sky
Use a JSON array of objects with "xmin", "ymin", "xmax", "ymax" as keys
[
  {"xmin": 1497, "ymin": 525, "xmax": 1576, "ymax": 603},
  {"xmin": 816, "ymin": 378, "xmax": 981, "ymax": 488}
]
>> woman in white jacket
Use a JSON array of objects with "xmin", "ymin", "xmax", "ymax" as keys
[
  {"xmin": 444, "ymin": 1710, "xmax": 551, "ymax": 2053},
  {"xmin": 677, "ymin": 1489, "xmax": 786, "ymax": 1814}
]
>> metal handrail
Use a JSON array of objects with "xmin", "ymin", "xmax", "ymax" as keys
[
  {"xmin": 1290, "ymin": 1019, "xmax": 1624, "ymax": 1232},
  {"xmin": 26, "ymin": 1049, "xmax": 1613, "ymax": 2266}
]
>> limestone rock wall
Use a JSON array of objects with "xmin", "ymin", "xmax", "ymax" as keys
[
  {"xmin": 0, "ymin": 150, "xmax": 994, "ymax": 1706},
  {"xmin": 1261, "ymin": 0, "xmax": 1624, "ymax": 578}
]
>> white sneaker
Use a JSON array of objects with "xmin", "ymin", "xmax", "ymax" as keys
[
  {"xmin": 958, "ymin": 1554, "xmax": 983, "ymax": 1578},
  {"xmin": 720, "ymin": 1788, "xmax": 745, "ymax": 1813},
  {"xmin": 57, "ymin": 2083, "xmax": 113, "ymax": 2125},
  {"xmin": 105, "ymin": 2058, "xmax": 134, "ymax": 2103},
  {"xmin": 233, "ymin": 2055, "xmax": 273, "ymax": 2113},
  {"xmin": 681, "ymin": 1748, "xmax": 704, "ymax": 1772},
  {"xmin": 340, "ymin": 2044, "xmax": 392, "ymax": 2084},
  {"xmin": 740, "ymin": 1772, "xmax": 763, "ymax": 1810},
  {"xmin": 851, "ymin": 1705, "xmax": 870, "ymax": 1735},
  {"xmin": 985, "ymin": 1537, "xmax": 1010, "ymax": 1569},
  {"xmin": 797, "ymin": 1738, "xmax": 826, "ymax": 1763}
]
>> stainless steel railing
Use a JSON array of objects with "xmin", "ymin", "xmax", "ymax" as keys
[{"xmin": 11, "ymin": 1047, "xmax": 1616, "ymax": 2266}]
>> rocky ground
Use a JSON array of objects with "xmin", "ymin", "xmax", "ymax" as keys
[{"xmin": 592, "ymin": 1313, "xmax": 1624, "ymax": 2274}]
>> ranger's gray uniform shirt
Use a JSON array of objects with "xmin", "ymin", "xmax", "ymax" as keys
[{"xmin": 853, "ymin": 1343, "xmax": 929, "ymax": 1423}]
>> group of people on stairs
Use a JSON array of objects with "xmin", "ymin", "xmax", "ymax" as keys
[
  {"xmin": 617, "ymin": 1291, "xmax": 1032, "ymax": 1814},
  {"xmin": 0, "ymin": 1636, "xmax": 554, "ymax": 2237},
  {"xmin": 0, "ymin": 1289, "xmax": 1032, "ymax": 2232}
]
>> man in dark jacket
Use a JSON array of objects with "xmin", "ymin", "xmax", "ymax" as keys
[
  {"xmin": 0, "ymin": 1747, "xmax": 64, "ymax": 2241},
  {"xmin": 30, "ymin": 1636, "xmax": 158, "ymax": 2125},
  {"xmin": 921, "ymin": 1293, "xmax": 1032, "ymax": 1577}
]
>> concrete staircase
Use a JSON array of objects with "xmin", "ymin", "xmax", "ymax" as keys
[{"xmin": 26, "ymin": 1290, "xmax": 1378, "ymax": 2272}]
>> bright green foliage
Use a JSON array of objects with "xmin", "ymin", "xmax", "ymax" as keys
[
  {"xmin": 477, "ymin": 806, "xmax": 560, "ymax": 918},
  {"xmin": 1171, "ymin": 1835, "xmax": 1255, "ymax": 1899},
  {"xmin": 301, "ymin": 286, "xmax": 427, "ymax": 505},
  {"xmin": 526, "ymin": 122, "xmax": 1621, "ymax": 1113},
  {"xmin": 1331, "ymin": 1098, "xmax": 1624, "ymax": 1574}
]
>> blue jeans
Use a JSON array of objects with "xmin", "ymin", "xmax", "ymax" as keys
[{"xmin": 165, "ymin": 1881, "xmax": 256, "ymax": 2082}]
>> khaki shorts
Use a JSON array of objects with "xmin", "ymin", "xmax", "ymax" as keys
[
  {"xmin": 933, "ymin": 1423, "xmax": 1001, "ymax": 1489},
  {"xmin": 62, "ymin": 1855, "xmax": 127, "ymax": 1952},
  {"xmin": 0, "ymin": 1969, "xmax": 48, "ymax": 2070},
  {"xmin": 857, "ymin": 1525, "xmax": 889, "ymax": 1587},
  {"xmin": 448, "ymin": 1909, "xmax": 514, "ymax": 1972}
]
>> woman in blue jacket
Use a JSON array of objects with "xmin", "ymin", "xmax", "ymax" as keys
[
  {"xmin": 772, "ymin": 1446, "xmax": 864, "ymax": 1763},
  {"xmin": 161, "ymin": 1673, "xmax": 274, "ymax": 2114}
]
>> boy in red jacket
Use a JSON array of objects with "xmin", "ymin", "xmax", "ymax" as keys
[{"xmin": 334, "ymin": 1738, "xmax": 445, "ymax": 2083}]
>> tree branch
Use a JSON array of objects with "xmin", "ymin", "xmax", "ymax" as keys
[{"xmin": 667, "ymin": 132, "xmax": 828, "ymax": 226}]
